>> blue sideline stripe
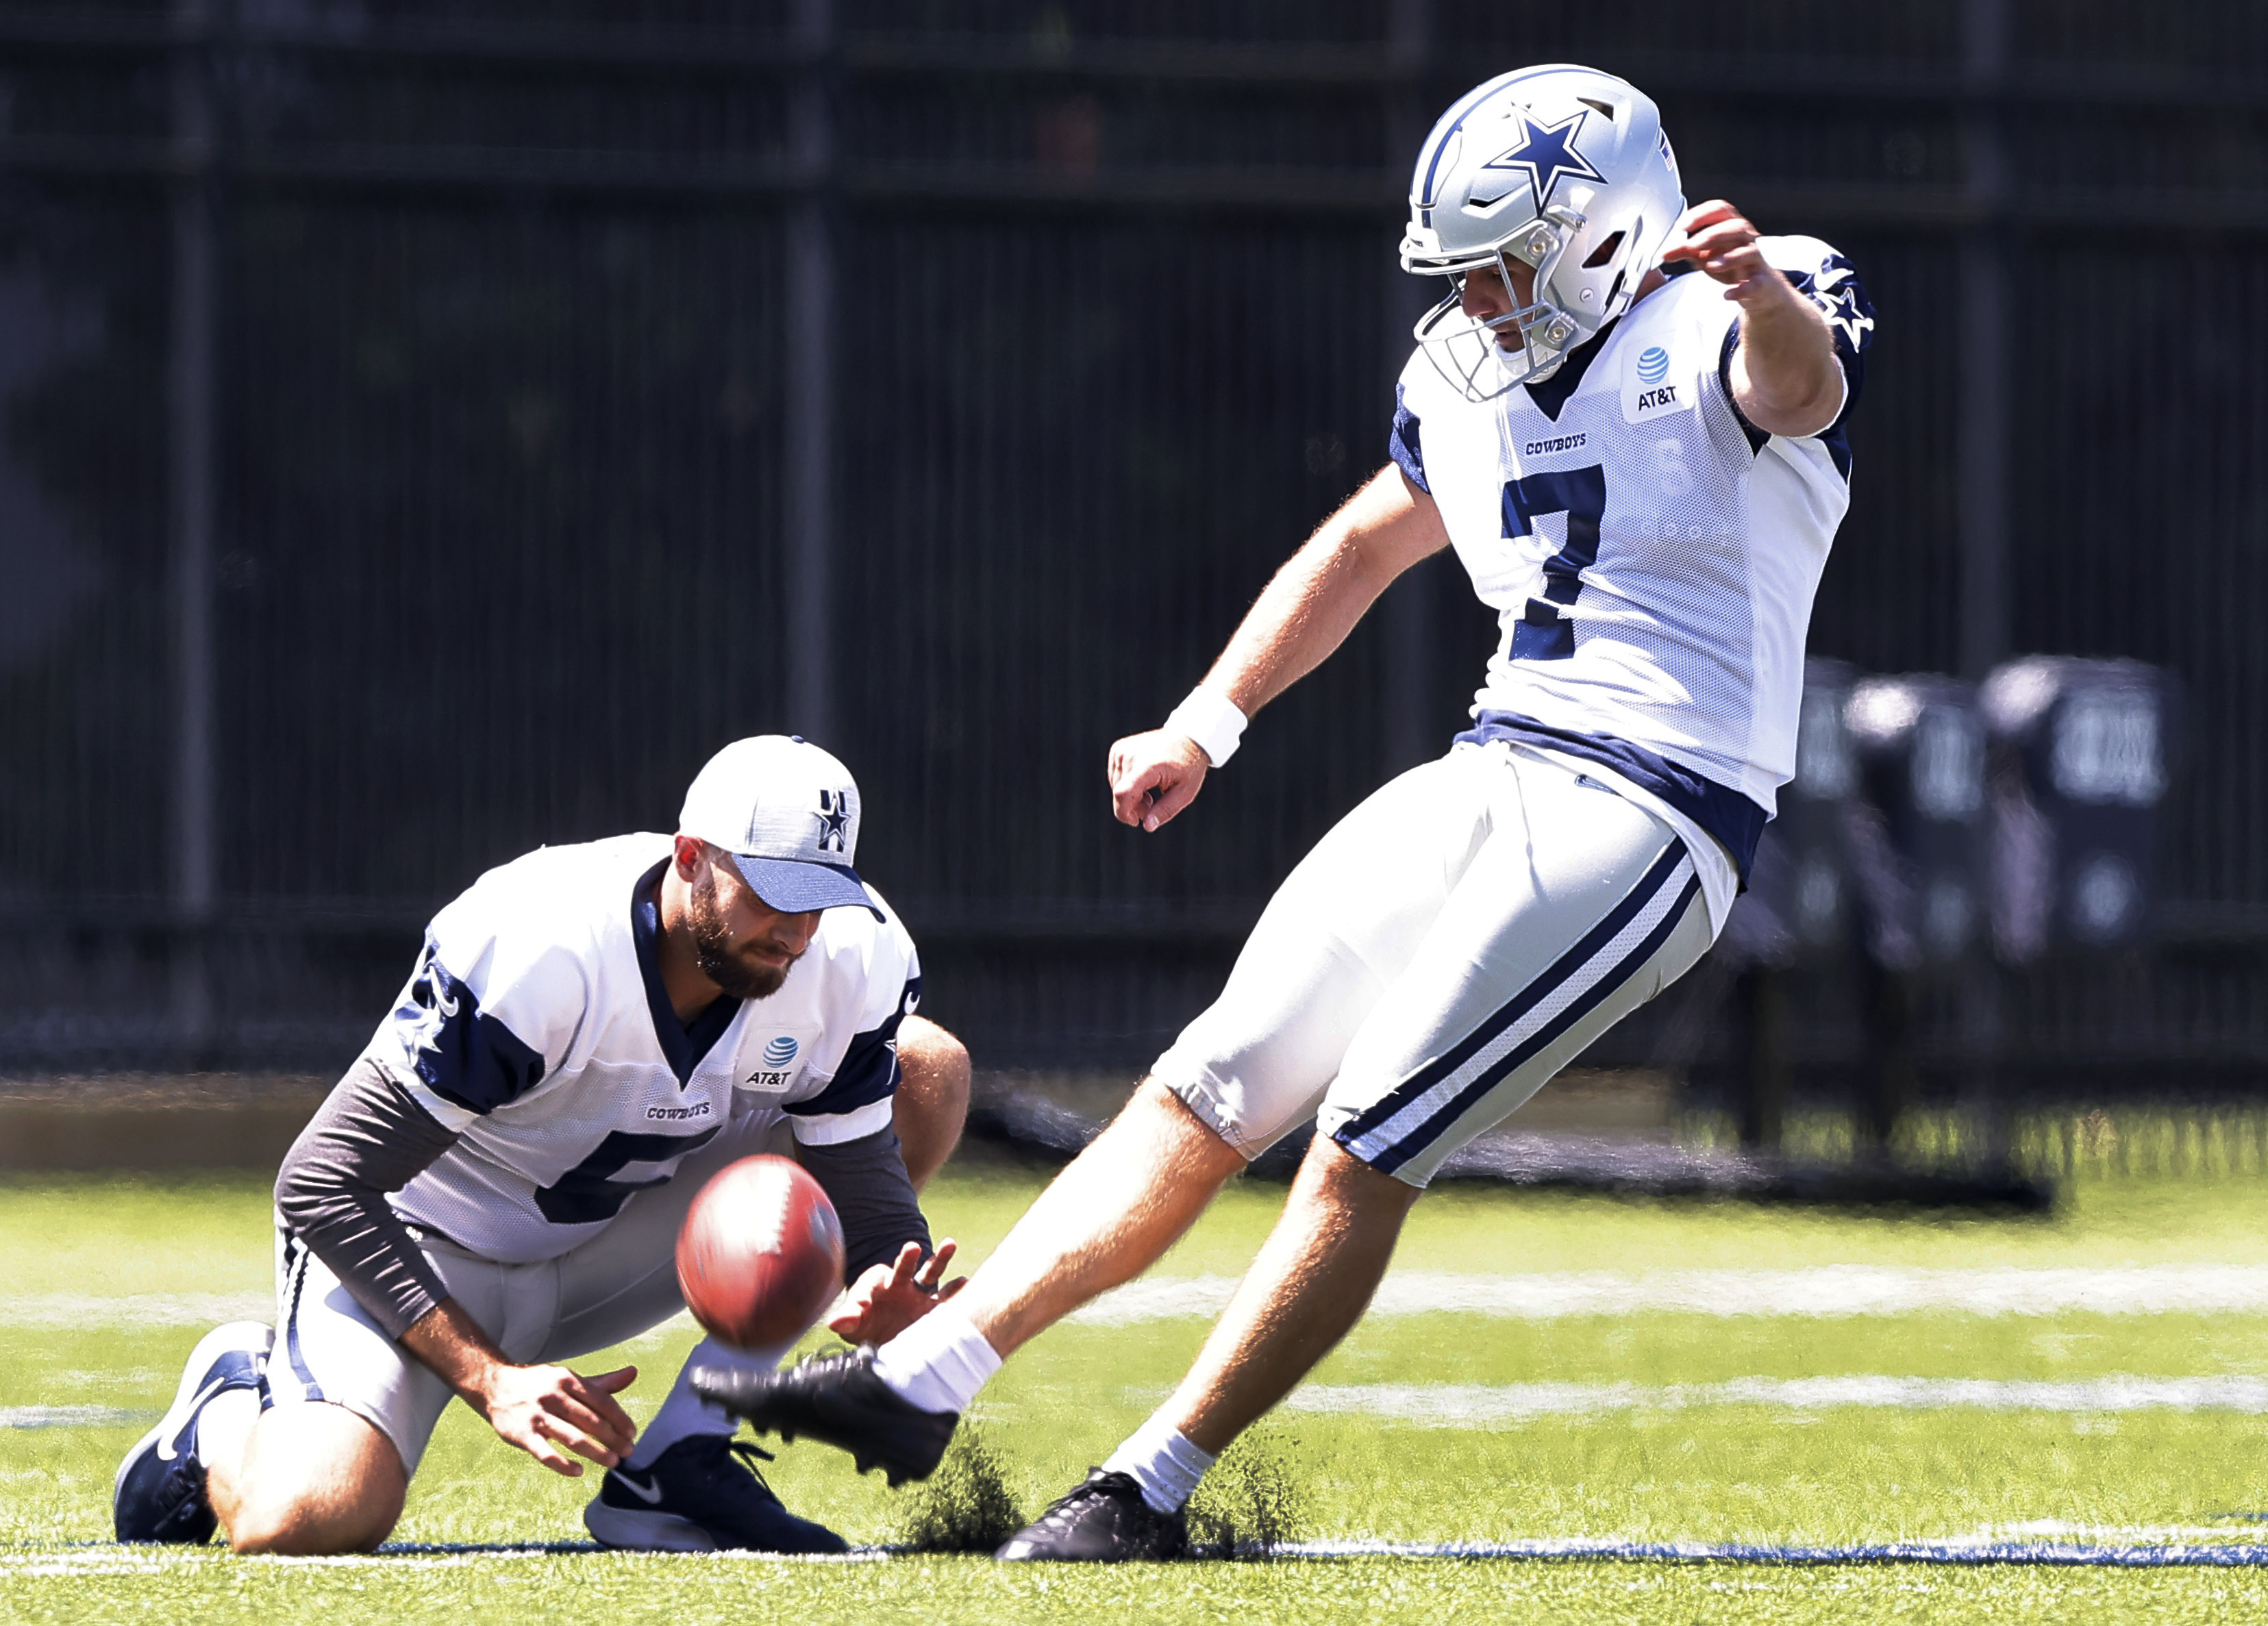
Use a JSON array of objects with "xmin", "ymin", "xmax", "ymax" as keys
[{"xmin": 1334, "ymin": 843, "xmax": 1692, "ymax": 1173}]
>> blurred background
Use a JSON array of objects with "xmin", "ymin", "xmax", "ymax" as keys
[{"xmin": 0, "ymin": 0, "xmax": 2262, "ymax": 1184}]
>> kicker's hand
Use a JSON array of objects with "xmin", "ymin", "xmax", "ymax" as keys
[
  {"xmin": 1661, "ymin": 199, "xmax": 1777, "ymax": 303},
  {"xmin": 1110, "ymin": 729, "xmax": 1210, "ymax": 831},
  {"xmin": 470, "ymin": 1360, "xmax": 638, "ymax": 1477},
  {"xmin": 827, "ymin": 1239, "xmax": 965, "ymax": 1347}
]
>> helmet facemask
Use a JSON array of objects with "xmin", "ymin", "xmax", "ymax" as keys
[{"xmin": 1408, "ymin": 205, "xmax": 1591, "ymax": 401}]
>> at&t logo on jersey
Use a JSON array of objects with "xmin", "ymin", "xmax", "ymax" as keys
[
  {"xmin": 1628, "ymin": 345, "xmax": 1682, "ymax": 420},
  {"xmin": 743, "ymin": 1034, "xmax": 803, "ymax": 1091}
]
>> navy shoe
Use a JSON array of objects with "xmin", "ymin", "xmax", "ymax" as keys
[
  {"xmin": 995, "ymin": 1468, "xmax": 1188, "ymax": 1562},
  {"xmin": 114, "ymin": 1322, "xmax": 273, "ymax": 1544},
  {"xmin": 584, "ymin": 1434, "xmax": 849, "ymax": 1554}
]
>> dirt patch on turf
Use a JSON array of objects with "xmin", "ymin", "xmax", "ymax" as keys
[
  {"xmin": 1186, "ymin": 1429, "xmax": 1312, "ymax": 1559},
  {"xmin": 899, "ymin": 1428, "xmax": 1026, "ymax": 1553}
]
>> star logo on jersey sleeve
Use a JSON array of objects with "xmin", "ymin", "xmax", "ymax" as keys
[
  {"xmin": 1473, "ymin": 110, "xmax": 1608, "ymax": 210},
  {"xmin": 1807, "ymin": 259, "xmax": 1876, "ymax": 354}
]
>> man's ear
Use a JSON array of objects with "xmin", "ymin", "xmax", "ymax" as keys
[{"xmin": 671, "ymin": 834, "xmax": 708, "ymax": 879}]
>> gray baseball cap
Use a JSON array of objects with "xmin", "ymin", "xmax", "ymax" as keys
[{"xmin": 677, "ymin": 736, "xmax": 882, "ymax": 918}]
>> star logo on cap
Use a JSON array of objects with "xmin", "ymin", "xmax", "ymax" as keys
[
  {"xmin": 1475, "ymin": 110, "xmax": 1606, "ymax": 209},
  {"xmin": 812, "ymin": 789, "xmax": 850, "ymax": 853}
]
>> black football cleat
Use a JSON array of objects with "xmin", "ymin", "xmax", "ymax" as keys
[
  {"xmin": 114, "ymin": 1322, "xmax": 273, "ymax": 1544},
  {"xmin": 583, "ymin": 1433, "xmax": 848, "ymax": 1554},
  {"xmin": 689, "ymin": 1347, "xmax": 957, "ymax": 1488},
  {"xmin": 994, "ymin": 1468, "xmax": 1188, "ymax": 1562}
]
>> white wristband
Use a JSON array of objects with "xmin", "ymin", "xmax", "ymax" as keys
[{"xmin": 1163, "ymin": 686, "xmax": 1249, "ymax": 768}]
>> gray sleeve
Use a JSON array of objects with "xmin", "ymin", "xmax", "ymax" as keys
[
  {"xmin": 797, "ymin": 1126, "xmax": 934, "ymax": 1281},
  {"xmin": 274, "ymin": 1056, "xmax": 461, "ymax": 1341}
]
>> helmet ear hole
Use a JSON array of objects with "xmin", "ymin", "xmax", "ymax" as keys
[{"xmin": 1582, "ymin": 229, "xmax": 1626, "ymax": 270}]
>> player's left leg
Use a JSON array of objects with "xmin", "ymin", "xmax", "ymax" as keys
[{"xmin": 1004, "ymin": 756, "xmax": 1717, "ymax": 1560}]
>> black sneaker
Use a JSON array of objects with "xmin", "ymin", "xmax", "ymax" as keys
[
  {"xmin": 690, "ymin": 1347, "xmax": 957, "ymax": 1489},
  {"xmin": 994, "ymin": 1468, "xmax": 1188, "ymax": 1562},
  {"xmin": 583, "ymin": 1434, "xmax": 847, "ymax": 1554},
  {"xmin": 113, "ymin": 1322, "xmax": 273, "ymax": 1544}
]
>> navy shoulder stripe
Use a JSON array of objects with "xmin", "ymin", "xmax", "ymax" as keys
[{"xmin": 390, "ymin": 936, "xmax": 547, "ymax": 1114}]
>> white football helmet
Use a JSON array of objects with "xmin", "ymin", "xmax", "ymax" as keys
[{"xmin": 1401, "ymin": 64, "xmax": 1686, "ymax": 399}]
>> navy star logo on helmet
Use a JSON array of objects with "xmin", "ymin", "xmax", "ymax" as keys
[{"xmin": 1474, "ymin": 110, "xmax": 1607, "ymax": 210}]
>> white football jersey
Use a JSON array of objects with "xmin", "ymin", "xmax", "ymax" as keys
[
  {"xmin": 1391, "ymin": 234, "xmax": 1875, "ymax": 927},
  {"xmin": 356, "ymin": 834, "xmax": 921, "ymax": 1264}
]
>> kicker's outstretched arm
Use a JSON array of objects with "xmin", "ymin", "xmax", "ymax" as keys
[
  {"xmin": 1109, "ymin": 466, "xmax": 1449, "ymax": 830},
  {"xmin": 1201, "ymin": 464, "xmax": 1449, "ymax": 718}
]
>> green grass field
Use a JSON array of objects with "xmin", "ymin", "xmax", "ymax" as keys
[{"xmin": 8, "ymin": 1157, "xmax": 2268, "ymax": 1622}]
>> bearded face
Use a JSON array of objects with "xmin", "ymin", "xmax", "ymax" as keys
[{"xmin": 685, "ymin": 862, "xmax": 801, "ymax": 1001}]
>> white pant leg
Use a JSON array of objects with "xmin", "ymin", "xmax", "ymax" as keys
[
  {"xmin": 268, "ymin": 1224, "xmax": 510, "ymax": 1477},
  {"xmin": 1154, "ymin": 749, "xmax": 1501, "ymax": 1157},
  {"xmin": 1321, "ymin": 755, "xmax": 1716, "ymax": 1186}
]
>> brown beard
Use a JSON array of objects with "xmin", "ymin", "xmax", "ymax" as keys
[{"xmin": 687, "ymin": 872, "xmax": 794, "ymax": 1002}]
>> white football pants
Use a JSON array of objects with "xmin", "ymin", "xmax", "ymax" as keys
[
  {"xmin": 265, "ymin": 1108, "xmax": 801, "ymax": 1475},
  {"xmin": 1156, "ymin": 741, "xmax": 1719, "ymax": 1187}
]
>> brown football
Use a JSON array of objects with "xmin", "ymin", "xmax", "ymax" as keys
[{"xmin": 675, "ymin": 1155, "xmax": 847, "ymax": 1349}]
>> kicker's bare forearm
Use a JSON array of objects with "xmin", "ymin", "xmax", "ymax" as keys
[
  {"xmin": 1730, "ymin": 275, "xmax": 1842, "ymax": 437},
  {"xmin": 1200, "ymin": 466, "xmax": 1449, "ymax": 717}
]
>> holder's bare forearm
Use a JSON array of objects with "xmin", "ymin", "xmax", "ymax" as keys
[{"xmin": 398, "ymin": 1296, "xmax": 510, "ymax": 1403}]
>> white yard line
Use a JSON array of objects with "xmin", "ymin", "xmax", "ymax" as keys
[
  {"xmin": 0, "ymin": 1405, "xmax": 147, "ymax": 1429},
  {"xmin": 17, "ymin": 1264, "xmax": 2268, "ymax": 1333},
  {"xmin": 9, "ymin": 1536, "xmax": 2268, "ymax": 1572},
  {"xmin": 1067, "ymin": 1265, "xmax": 2268, "ymax": 1325},
  {"xmin": 1289, "ymin": 1374, "xmax": 2268, "ymax": 1425},
  {"xmin": 0, "ymin": 1292, "xmax": 273, "ymax": 1328}
]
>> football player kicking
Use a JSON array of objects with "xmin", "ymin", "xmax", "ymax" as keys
[
  {"xmin": 114, "ymin": 736, "xmax": 969, "ymax": 1555},
  {"xmin": 697, "ymin": 64, "xmax": 1878, "ymax": 1560}
]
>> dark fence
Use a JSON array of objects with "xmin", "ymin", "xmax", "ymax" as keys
[{"xmin": 1, "ymin": 1, "xmax": 2265, "ymax": 1101}]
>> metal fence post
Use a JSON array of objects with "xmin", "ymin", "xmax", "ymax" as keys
[
  {"xmin": 1958, "ymin": 0, "xmax": 2010, "ymax": 682},
  {"xmin": 1377, "ymin": 0, "xmax": 1434, "ymax": 779},
  {"xmin": 784, "ymin": 0, "xmax": 837, "ymax": 747},
  {"xmin": 1958, "ymin": 0, "xmax": 2015, "ymax": 1165},
  {"xmin": 167, "ymin": 0, "xmax": 218, "ymax": 1058}
]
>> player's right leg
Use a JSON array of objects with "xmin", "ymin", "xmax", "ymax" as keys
[{"xmin": 696, "ymin": 751, "xmax": 1498, "ymax": 1480}]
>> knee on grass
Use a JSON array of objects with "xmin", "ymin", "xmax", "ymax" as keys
[
  {"xmin": 225, "ymin": 1484, "xmax": 401, "ymax": 1556},
  {"xmin": 221, "ymin": 1403, "xmax": 408, "ymax": 1555}
]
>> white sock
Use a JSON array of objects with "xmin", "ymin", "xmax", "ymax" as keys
[
  {"xmin": 191, "ymin": 1388, "xmax": 262, "ymax": 1478},
  {"xmin": 1102, "ymin": 1415, "xmax": 1215, "ymax": 1515},
  {"xmin": 622, "ymin": 1336, "xmax": 795, "ymax": 1471},
  {"xmin": 869, "ymin": 1305, "xmax": 1002, "ymax": 1416}
]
